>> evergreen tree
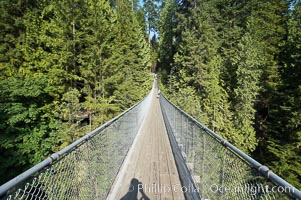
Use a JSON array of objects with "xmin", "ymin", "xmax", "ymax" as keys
[
  {"xmin": 232, "ymin": 32, "xmax": 263, "ymax": 152},
  {"xmin": 160, "ymin": 0, "xmax": 238, "ymax": 146},
  {"xmin": 108, "ymin": 0, "xmax": 151, "ymax": 109},
  {"xmin": 251, "ymin": 0, "xmax": 288, "ymax": 146},
  {"xmin": 264, "ymin": 2, "xmax": 301, "ymax": 188},
  {"xmin": 143, "ymin": 0, "xmax": 160, "ymax": 44},
  {"xmin": 0, "ymin": 0, "xmax": 27, "ymax": 78},
  {"xmin": 158, "ymin": 0, "xmax": 174, "ymax": 78},
  {"xmin": 0, "ymin": 0, "xmax": 151, "ymax": 185},
  {"xmin": 217, "ymin": 0, "xmax": 248, "ymax": 97},
  {"xmin": 158, "ymin": 0, "xmax": 299, "ymax": 187},
  {"xmin": 78, "ymin": 0, "xmax": 118, "ymax": 126}
]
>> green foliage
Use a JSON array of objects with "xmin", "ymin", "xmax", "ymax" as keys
[
  {"xmin": 0, "ymin": 0, "xmax": 151, "ymax": 185},
  {"xmin": 0, "ymin": 0, "xmax": 26, "ymax": 78},
  {"xmin": 232, "ymin": 33, "xmax": 263, "ymax": 152},
  {"xmin": 158, "ymin": 0, "xmax": 301, "ymax": 188},
  {"xmin": 158, "ymin": 0, "xmax": 174, "ymax": 75},
  {"xmin": 160, "ymin": 0, "xmax": 238, "ymax": 148},
  {"xmin": 143, "ymin": 0, "xmax": 160, "ymax": 37},
  {"xmin": 263, "ymin": 3, "xmax": 301, "ymax": 189},
  {"xmin": 1, "ymin": 0, "xmax": 300, "ymax": 190},
  {"xmin": 0, "ymin": 74, "xmax": 63, "ymax": 183}
]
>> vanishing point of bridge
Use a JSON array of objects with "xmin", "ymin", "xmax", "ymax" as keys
[{"xmin": 0, "ymin": 80, "xmax": 301, "ymax": 200}]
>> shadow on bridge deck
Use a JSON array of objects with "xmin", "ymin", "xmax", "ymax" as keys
[
  {"xmin": 107, "ymin": 86, "xmax": 184, "ymax": 200},
  {"xmin": 120, "ymin": 178, "xmax": 150, "ymax": 200}
]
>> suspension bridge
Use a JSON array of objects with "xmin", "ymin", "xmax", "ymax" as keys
[{"xmin": 0, "ymin": 80, "xmax": 301, "ymax": 200}]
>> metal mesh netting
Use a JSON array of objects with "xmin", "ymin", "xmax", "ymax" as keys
[
  {"xmin": 0, "ymin": 94, "xmax": 151, "ymax": 200},
  {"xmin": 160, "ymin": 95, "xmax": 299, "ymax": 200}
]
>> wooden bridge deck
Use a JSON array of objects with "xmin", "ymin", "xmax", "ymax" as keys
[{"xmin": 107, "ymin": 86, "xmax": 184, "ymax": 200}]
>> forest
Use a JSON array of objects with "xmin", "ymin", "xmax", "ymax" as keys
[
  {"xmin": 0, "ymin": 0, "xmax": 152, "ymax": 184},
  {"xmin": 156, "ymin": 0, "xmax": 301, "ymax": 189},
  {"xmin": 0, "ymin": 0, "xmax": 300, "ymax": 190}
]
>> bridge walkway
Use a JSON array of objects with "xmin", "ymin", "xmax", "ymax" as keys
[{"xmin": 107, "ymin": 87, "xmax": 184, "ymax": 200}]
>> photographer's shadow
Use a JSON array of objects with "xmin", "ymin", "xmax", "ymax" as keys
[{"xmin": 120, "ymin": 178, "xmax": 150, "ymax": 200}]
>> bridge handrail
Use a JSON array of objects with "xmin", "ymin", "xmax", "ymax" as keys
[
  {"xmin": 161, "ymin": 94, "xmax": 301, "ymax": 199},
  {"xmin": 0, "ymin": 95, "xmax": 149, "ymax": 197}
]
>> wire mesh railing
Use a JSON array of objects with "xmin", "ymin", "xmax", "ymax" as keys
[
  {"xmin": 0, "ymin": 93, "xmax": 152, "ymax": 200},
  {"xmin": 160, "ymin": 95, "xmax": 301, "ymax": 200}
]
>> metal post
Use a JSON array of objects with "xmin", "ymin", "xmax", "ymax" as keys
[
  {"xmin": 220, "ymin": 148, "xmax": 226, "ymax": 200},
  {"xmin": 180, "ymin": 113, "xmax": 183, "ymax": 145},
  {"xmin": 175, "ymin": 110, "xmax": 178, "ymax": 138},
  {"xmin": 185, "ymin": 117, "xmax": 189, "ymax": 156},
  {"xmin": 172, "ymin": 105, "xmax": 174, "ymax": 132},
  {"xmin": 192, "ymin": 124, "xmax": 195, "ymax": 167},
  {"xmin": 201, "ymin": 133, "xmax": 206, "ymax": 197}
]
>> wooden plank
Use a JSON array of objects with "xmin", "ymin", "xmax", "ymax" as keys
[
  {"xmin": 107, "ymin": 87, "xmax": 185, "ymax": 200},
  {"xmin": 159, "ymin": 141, "xmax": 173, "ymax": 199},
  {"xmin": 138, "ymin": 121, "xmax": 153, "ymax": 199},
  {"xmin": 148, "ymin": 112, "xmax": 160, "ymax": 200}
]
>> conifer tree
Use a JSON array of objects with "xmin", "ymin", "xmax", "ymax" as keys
[
  {"xmin": 0, "ymin": 0, "xmax": 26, "ymax": 78},
  {"xmin": 0, "ymin": 0, "xmax": 151, "ymax": 185},
  {"xmin": 160, "ymin": 0, "xmax": 238, "ymax": 145},
  {"xmin": 108, "ymin": 0, "xmax": 151, "ymax": 109},
  {"xmin": 232, "ymin": 32, "xmax": 263, "ymax": 152},
  {"xmin": 158, "ymin": 0, "xmax": 174, "ymax": 78},
  {"xmin": 77, "ymin": 0, "xmax": 117, "ymax": 126},
  {"xmin": 264, "ymin": 2, "xmax": 301, "ymax": 188},
  {"xmin": 0, "ymin": 0, "xmax": 77, "ymax": 183},
  {"xmin": 250, "ymin": 0, "xmax": 288, "ymax": 144},
  {"xmin": 143, "ymin": 0, "xmax": 160, "ymax": 44},
  {"xmin": 158, "ymin": 0, "xmax": 299, "ymax": 186}
]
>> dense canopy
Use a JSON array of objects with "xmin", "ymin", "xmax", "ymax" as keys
[{"xmin": 0, "ymin": 0, "xmax": 300, "ymax": 190}]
